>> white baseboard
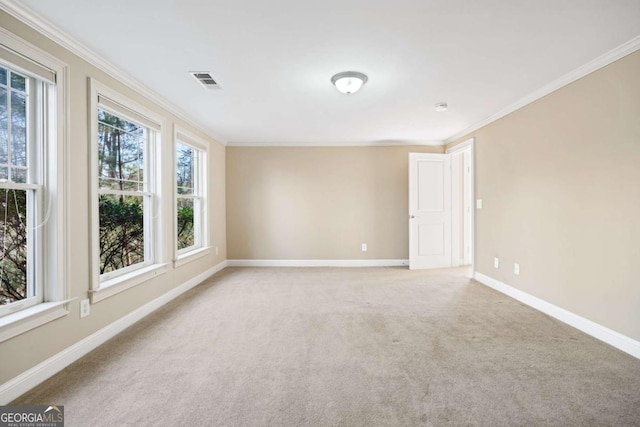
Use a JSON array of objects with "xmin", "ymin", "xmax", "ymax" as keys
[
  {"xmin": 227, "ymin": 259, "xmax": 409, "ymax": 267},
  {"xmin": 474, "ymin": 272, "xmax": 640, "ymax": 360},
  {"xmin": 0, "ymin": 260, "xmax": 228, "ymax": 405}
]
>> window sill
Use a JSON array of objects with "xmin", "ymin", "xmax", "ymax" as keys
[
  {"xmin": 91, "ymin": 263, "xmax": 168, "ymax": 303},
  {"xmin": 0, "ymin": 300, "xmax": 72, "ymax": 343},
  {"xmin": 173, "ymin": 247, "xmax": 210, "ymax": 268}
]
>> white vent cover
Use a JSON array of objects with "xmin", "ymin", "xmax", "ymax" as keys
[{"xmin": 190, "ymin": 71, "xmax": 220, "ymax": 89}]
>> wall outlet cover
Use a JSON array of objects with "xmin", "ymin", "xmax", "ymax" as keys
[{"xmin": 80, "ymin": 299, "xmax": 90, "ymax": 318}]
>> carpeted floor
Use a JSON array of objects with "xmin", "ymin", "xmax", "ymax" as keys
[{"xmin": 14, "ymin": 267, "xmax": 640, "ymax": 426}]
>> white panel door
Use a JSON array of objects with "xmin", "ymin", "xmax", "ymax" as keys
[{"xmin": 409, "ymin": 153, "xmax": 452, "ymax": 269}]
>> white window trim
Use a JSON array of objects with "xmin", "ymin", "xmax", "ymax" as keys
[
  {"xmin": 90, "ymin": 263, "xmax": 167, "ymax": 304},
  {"xmin": 173, "ymin": 125, "xmax": 209, "ymax": 268},
  {"xmin": 174, "ymin": 247, "xmax": 210, "ymax": 268},
  {"xmin": 89, "ymin": 78, "xmax": 167, "ymax": 303},
  {"xmin": 0, "ymin": 301, "xmax": 72, "ymax": 343},
  {"xmin": 0, "ymin": 28, "xmax": 69, "ymax": 343}
]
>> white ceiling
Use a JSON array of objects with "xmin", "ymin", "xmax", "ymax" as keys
[{"xmin": 16, "ymin": 0, "xmax": 640, "ymax": 145}]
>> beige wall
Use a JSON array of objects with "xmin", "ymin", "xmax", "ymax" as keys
[
  {"xmin": 3, "ymin": 6, "xmax": 638, "ymax": 391},
  {"xmin": 0, "ymin": 11, "xmax": 226, "ymax": 383},
  {"xmin": 447, "ymin": 50, "xmax": 640, "ymax": 341},
  {"xmin": 227, "ymin": 145, "xmax": 443, "ymax": 260}
]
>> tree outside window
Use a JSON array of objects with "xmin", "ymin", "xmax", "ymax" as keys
[{"xmin": 97, "ymin": 109, "xmax": 150, "ymax": 276}]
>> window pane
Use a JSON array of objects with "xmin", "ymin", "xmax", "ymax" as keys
[
  {"xmin": 12, "ymin": 168, "xmax": 27, "ymax": 183},
  {"xmin": 0, "ymin": 189, "xmax": 28, "ymax": 306},
  {"xmin": 0, "ymin": 67, "xmax": 6, "ymax": 86},
  {"xmin": 98, "ymin": 109, "xmax": 144, "ymax": 137},
  {"xmin": 99, "ymin": 194, "xmax": 145, "ymax": 274},
  {"xmin": 11, "ymin": 91, "xmax": 27, "ymax": 169},
  {"xmin": 10, "ymin": 72, "xmax": 26, "ymax": 92},
  {"xmin": 177, "ymin": 197, "xmax": 194, "ymax": 250},
  {"xmin": 0, "ymin": 86, "xmax": 7, "ymax": 165},
  {"xmin": 176, "ymin": 143, "xmax": 194, "ymax": 195},
  {"xmin": 98, "ymin": 119, "xmax": 145, "ymax": 191}
]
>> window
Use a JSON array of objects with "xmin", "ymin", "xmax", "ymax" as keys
[
  {"xmin": 90, "ymin": 80, "xmax": 165, "ymax": 302},
  {"xmin": 97, "ymin": 109, "xmax": 150, "ymax": 276},
  {"xmin": 0, "ymin": 65, "xmax": 40, "ymax": 315},
  {"xmin": 174, "ymin": 127, "xmax": 208, "ymax": 265},
  {"xmin": 0, "ymin": 33, "xmax": 68, "ymax": 341}
]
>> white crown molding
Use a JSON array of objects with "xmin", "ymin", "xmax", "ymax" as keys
[
  {"xmin": 445, "ymin": 35, "xmax": 640, "ymax": 144},
  {"xmin": 0, "ymin": 0, "xmax": 228, "ymax": 146},
  {"xmin": 227, "ymin": 141, "xmax": 444, "ymax": 147},
  {"xmin": 474, "ymin": 272, "xmax": 640, "ymax": 360},
  {"xmin": 0, "ymin": 260, "xmax": 228, "ymax": 404},
  {"xmin": 227, "ymin": 259, "xmax": 409, "ymax": 267}
]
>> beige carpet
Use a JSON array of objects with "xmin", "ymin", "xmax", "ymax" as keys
[{"xmin": 14, "ymin": 267, "xmax": 640, "ymax": 426}]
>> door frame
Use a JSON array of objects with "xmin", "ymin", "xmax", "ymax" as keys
[{"xmin": 446, "ymin": 138, "xmax": 475, "ymax": 278}]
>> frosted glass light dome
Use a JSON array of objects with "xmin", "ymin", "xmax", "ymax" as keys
[{"xmin": 331, "ymin": 71, "xmax": 368, "ymax": 94}]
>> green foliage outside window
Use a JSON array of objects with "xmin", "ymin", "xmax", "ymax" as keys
[
  {"xmin": 99, "ymin": 194, "xmax": 144, "ymax": 274},
  {"xmin": 177, "ymin": 199, "xmax": 194, "ymax": 250}
]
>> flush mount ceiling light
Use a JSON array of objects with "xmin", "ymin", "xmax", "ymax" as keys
[
  {"xmin": 331, "ymin": 71, "xmax": 368, "ymax": 94},
  {"xmin": 434, "ymin": 102, "xmax": 448, "ymax": 112}
]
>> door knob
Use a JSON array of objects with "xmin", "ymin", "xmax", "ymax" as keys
[{"xmin": 409, "ymin": 215, "xmax": 415, "ymax": 219}]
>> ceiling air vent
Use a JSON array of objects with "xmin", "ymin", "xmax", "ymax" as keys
[{"xmin": 190, "ymin": 71, "xmax": 220, "ymax": 89}]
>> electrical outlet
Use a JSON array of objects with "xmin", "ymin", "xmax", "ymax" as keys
[
  {"xmin": 476, "ymin": 199, "xmax": 483, "ymax": 209},
  {"xmin": 494, "ymin": 257, "xmax": 500, "ymax": 269},
  {"xmin": 80, "ymin": 299, "xmax": 90, "ymax": 318},
  {"xmin": 361, "ymin": 243, "xmax": 368, "ymax": 252},
  {"xmin": 514, "ymin": 263, "xmax": 520, "ymax": 275}
]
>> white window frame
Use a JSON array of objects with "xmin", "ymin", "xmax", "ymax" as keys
[
  {"xmin": 173, "ymin": 125, "xmax": 209, "ymax": 268},
  {"xmin": 89, "ymin": 79, "xmax": 166, "ymax": 303},
  {"xmin": 0, "ymin": 28, "xmax": 69, "ymax": 343}
]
